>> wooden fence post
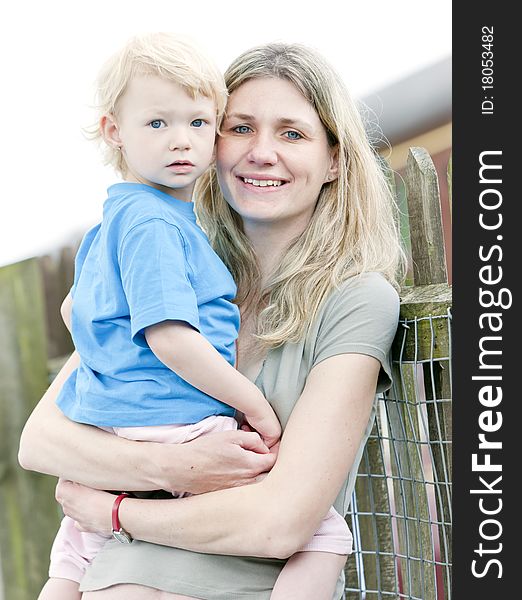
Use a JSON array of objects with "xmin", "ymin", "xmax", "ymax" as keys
[
  {"xmin": 405, "ymin": 147, "xmax": 448, "ymax": 285},
  {"xmin": 0, "ymin": 259, "xmax": 61, "ymax": 600},
  {"xmin": 388, "ymin": 357, "xmax": 436, "ymax": 599},
  {"xmin": 447, "ymin": 153, "xmax": 452, "ymax": 222},
  {"xmin": 345, "ymin": 424, "xmax": 398, "ymax": 597},
  {"xmin": 390, "ymin": 286, "xmax": 452, "ymax": 600},
  {"xmin": 38, "ymin": 247, "xmax": 75, "ymax": 360},
  {"xmin": 404, "ymin": 147, "xmax": 452, "ymax": 597}
]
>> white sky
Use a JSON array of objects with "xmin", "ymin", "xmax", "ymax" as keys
[{"xmin": 0, "ymin": 0, "xmax": 451, "ymax": 267}]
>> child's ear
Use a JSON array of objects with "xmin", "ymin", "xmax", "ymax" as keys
[{"xmin": 100, "ymin": 114, "xmax": 122, "ymax": 150}]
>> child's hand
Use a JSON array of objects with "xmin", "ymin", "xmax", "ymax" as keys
[{"xmin": 243, "ymin": 404, "xmax": 281, "ymax": 448}]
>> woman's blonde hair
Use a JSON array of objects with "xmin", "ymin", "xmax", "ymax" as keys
[
  {"xmin": 86, "ymin": 32, "xmax": 227, "ymax": 176},
  {"xmin": 195, "ymin": 43, "xmax": 406, "ymax": 348}
]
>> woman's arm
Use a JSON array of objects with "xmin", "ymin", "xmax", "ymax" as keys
[
  {"xmin": 57, "ymin": 352, "xmax": 379, "ymax": 559},
  {"xmin": 18, "ymin": 352, "xmax": 275, "ymax": 493},
  {"xmin": 60, "ymin": 292, "xmax": 73, "ymax": 332}
]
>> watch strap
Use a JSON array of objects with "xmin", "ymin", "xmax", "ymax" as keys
[{"xmin": 112, "ymin": 492, "xmax": 129, "ymax": 531}]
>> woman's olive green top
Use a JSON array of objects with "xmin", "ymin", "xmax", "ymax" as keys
[{"xmin": 80, "ymin": 272, "xmax": 400, "ymax": 600}]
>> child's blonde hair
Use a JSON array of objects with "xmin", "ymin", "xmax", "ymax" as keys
[{"xmin": 87, "ymin": 32, "xmax": 227, "ymax": 176}]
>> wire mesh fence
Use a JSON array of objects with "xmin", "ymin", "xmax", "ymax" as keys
[{"xmin": 345, "ymin": 310, "xmax": 452, "ymax": 600}]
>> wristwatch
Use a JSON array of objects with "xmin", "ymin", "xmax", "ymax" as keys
[{"xmin": 111, "ymin": 493, "xmax": 133, "ymax": 544}]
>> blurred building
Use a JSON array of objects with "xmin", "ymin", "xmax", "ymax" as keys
[{"xmin": 362, "ymin": 57, "xmax": 452, "ymax": 282}]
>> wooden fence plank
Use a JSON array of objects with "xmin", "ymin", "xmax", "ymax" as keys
[
  {"xmin": 405, "ymin": 147, "xmax": 447, "ymax": 286},
  {"xmin": 378, "ymin": 154, "xmax": 400, "ymax": 229},
  {"xmin": 385, "ymin": 288, "xmax": 451, "ymax": 600},
  {"xmin": 38, "ymin": 248, "xmax": 75, "ymax": 360},
  {"xmin": 423, "ymin": 310, "xmax": 452, "ymax": 600},
  {"xmin": 389, "ymin": 362, "xmax": 437, "ymax": 599},
  {"xmin": 0, "ymin": 259, "xmax": 61, "ymax": 600},
  {"xmin": 447, "ymin": 152, "xmax": 452, "ymax": 222},
  {"xmin": 346, "ymin": 422, "xmax": 397, "ymax": 596},
  {"xmin": 39, "ymin": 255, "xmax": 64, "ymax": 360},
  {"xmin": 425, "ymin": 359, "xmax": 452, "ymax": 600}
]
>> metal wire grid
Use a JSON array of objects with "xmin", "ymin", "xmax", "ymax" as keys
[{"xmin": 344, "ymin": 312, "xmax": 452, "ymax": 600}]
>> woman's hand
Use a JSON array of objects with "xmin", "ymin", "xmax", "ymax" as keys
[
  {"xmin": 55, "ymin": 479, "xmax": 115, "ymax": 535},
  {"xmin": 176, "ymin": 429, "xmax": 278, "ymax": 494}
]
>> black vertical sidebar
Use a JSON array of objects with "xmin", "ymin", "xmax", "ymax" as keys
[{"xmin": 453, "ymin": 4, "xmax": 516, "ymax": 598}]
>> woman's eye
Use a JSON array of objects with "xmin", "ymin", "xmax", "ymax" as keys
[
  {"xmin": 233, "ymin": 125, "xmax": 252, "ymax": 134},
  {"xmin": 285, "ymin": 130, "xmax": 302, "ymax": 140},
  {"xmin": 191, "ymin": 119, "xmax": 204, "ymax": 128},
  {"xmin": 149, "ymin": 120, "xmax": 165, "ymax": 129}
]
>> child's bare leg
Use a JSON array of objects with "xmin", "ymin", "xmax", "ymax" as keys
[
  {"xmin": 38, "ymin": 577, "xmax": 81, "ymax": 600},
  {"xmin": 270, "ymin": 551, "xmax": 347, "ymax": 600}
]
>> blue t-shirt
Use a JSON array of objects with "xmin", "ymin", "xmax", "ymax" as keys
[{"xmin": 56, "ymin": 183, "xmax": 240, "ymax": 427}]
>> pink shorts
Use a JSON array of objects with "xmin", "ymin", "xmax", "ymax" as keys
[{"xmin": 49, "ymin": 415, "xmax": 352, "ymax": 583}]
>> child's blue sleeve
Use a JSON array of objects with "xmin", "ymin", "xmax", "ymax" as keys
[{"xmin": 118, "ymin": 218, "xmax": 200, "ymax": 347}]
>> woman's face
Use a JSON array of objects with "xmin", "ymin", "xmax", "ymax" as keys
[{"xmin": 216, "ymin": 77, "xmax": 338, "ymax": 232}]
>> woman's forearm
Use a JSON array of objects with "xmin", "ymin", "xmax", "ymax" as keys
[
  {"xmin": 18, "ymin": 352, "xmax": 168, "ymax": 490},
  {"xmin": 121, "ymin": 477, "xmax": 295, "ymax": 558}
]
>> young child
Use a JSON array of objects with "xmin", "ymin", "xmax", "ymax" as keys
[{"xmin": 39, "ymin": 32, "xmax": 352, "ymax": 600}]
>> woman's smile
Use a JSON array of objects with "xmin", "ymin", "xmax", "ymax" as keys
[
  {"xmin": 241, "ymin": 178, "xmax": 284, "ymax": 188},
  {"xmin": 237, "ymin": 174, "xmax": 288, "ymax": 190}
]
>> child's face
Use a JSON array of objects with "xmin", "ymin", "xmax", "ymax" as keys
[{"xmin": 109, "ymin": 75, "xmax": 217, "ymax": 202}]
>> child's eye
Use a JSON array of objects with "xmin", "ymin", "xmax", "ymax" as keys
[
  {"xmin": 233, "ymin": 125, "xmax": 252, "ymax": 134},
  {"xmin": 191, "ymin": 119, "xmax": 205, "ymax": 127},
  {"xmin": 284, "ymin": 130, "xmax": 302, "ymax": 140},
  {"xmin": 149, "ymin": 120, "xmax": 165, "ymax": 129}
]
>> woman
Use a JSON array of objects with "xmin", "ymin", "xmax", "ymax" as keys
[{"xmin": 19, "ymin": 42, "xmax": 404, "ymax": 599}]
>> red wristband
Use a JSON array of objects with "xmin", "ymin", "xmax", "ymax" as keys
[{"xmin": 111, "ymin": 492, "xmax": 132, "ymax": 544}]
